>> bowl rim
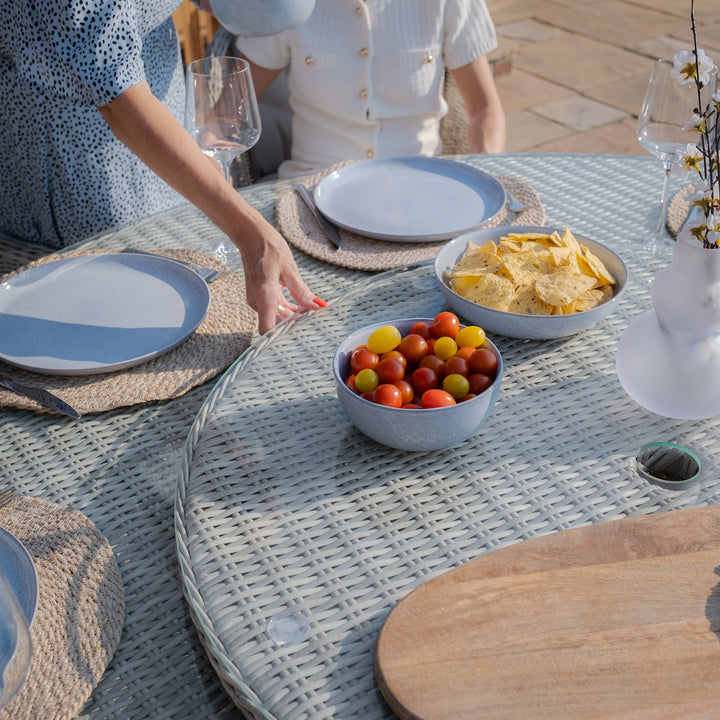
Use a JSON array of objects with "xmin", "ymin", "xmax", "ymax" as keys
[
  {"xmin": 433, "ymin": 225, "xmax": 629, "ymax": 322},
  {"xmin": 333, "ymin": 317, "xmax": 503, "ymax": 413}
]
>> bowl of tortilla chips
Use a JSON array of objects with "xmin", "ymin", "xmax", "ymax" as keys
[{"xmin": 434, "ymin": 225, "xmax": 628, "ymax": 339}]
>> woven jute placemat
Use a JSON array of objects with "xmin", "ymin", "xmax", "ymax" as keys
[
  {"xmin": 0, "ymin": 494, "xmax": 124, "ymax": 720},
  {"xmin": 667, "ymin": 183, "xmax": 696, "ymax": 237},
  {"xmin": 0, "ymin": 249, "xmax": 257, "ymax": 416},
  {"xmin": 277, "ymin": 165, "xmax": 546, "ymax": 271}
]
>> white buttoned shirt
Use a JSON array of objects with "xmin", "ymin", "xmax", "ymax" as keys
[{"xmin": 237, "ymin": 0, "xmax": 497, "ymax": 179}]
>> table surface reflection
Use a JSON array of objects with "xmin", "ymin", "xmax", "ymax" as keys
[{"xmin": 175, "ymin": 155, "xmax": 718, "ymax": 720}]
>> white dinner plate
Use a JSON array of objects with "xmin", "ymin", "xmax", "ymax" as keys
[
  {"xmin": 0, "ymin": 526, "xmax": 37, "ymax": 626},
  {"xmin": 313, "ymin": 157, "xmax": 506, "ymax": 242},
  {"xmin": 0, "ymin": 254, "xmax": 211, "ymax": 375}
]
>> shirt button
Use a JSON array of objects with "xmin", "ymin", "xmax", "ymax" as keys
[
  {"xmin": 355, "ymin": 6, "xmax": 363, "ymax": 16},
  {"xmin": 366, "ymin": 149, "xmax": 375, "ymax": 158},
  {"xmin": 359, "ymin": 47, "xmax": 369, "ymax": 58},
  {"xmin": 304, "ymin": 56, "xmax": 315, "ymax": 66},
  {"xmin": 423, "ymin": 54, "xmax": 434, "ymax": 64},
  {"xmin": 359, "ymin": 89, "xmax": 368, "ymax": 99}
]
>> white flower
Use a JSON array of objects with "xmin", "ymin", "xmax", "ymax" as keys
[
  {"xmin": 684, "ymin": 112, "xmax": 703, "ymax": 131},
  {"xmin": 672, "ymin": 48, "xmax": 716, "ymax": 86}
]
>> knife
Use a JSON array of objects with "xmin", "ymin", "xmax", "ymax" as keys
[
  {"xmin": 0, "ymin": 378, "xmax": 81, "ymax": 419},
  {"xmin": 295, "ymin": 185, "xmax": 342, "ymax": 249}
]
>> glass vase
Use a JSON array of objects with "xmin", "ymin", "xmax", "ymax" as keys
[{"xmin": 616, "ymin": 231, "xmax": 720, "ymax": 419}]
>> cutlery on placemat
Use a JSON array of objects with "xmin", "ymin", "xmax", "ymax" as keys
[
  {"xmin": 0, "ymin": 378, "xmax": 81, "ymax": 419},
  {"xmin": 120, "ymin": 248, "xmax": 222, "ymax": 283},
  {"xmin": 295, "ymin": 185, "xmax": 342, "ymax": 249},
  {"xmin": 507, "ymin": 193, "xmax": 525, "ymax": 213}
]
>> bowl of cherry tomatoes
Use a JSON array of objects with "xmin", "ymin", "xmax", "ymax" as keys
[{"xmin": 332, "ymin": 312, "xmax": 503, "ymax": 451}]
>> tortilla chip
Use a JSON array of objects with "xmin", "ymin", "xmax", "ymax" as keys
[
  {"xmin": 464, "ymin": 273, "xmax": 515, "ymax": 311},
  {"xmin": 535, "ymin": 268, "xmax": 597, "ymax": 307},
  {"xmin": 507, "ymin": 285, "xmax": 554, "ymax": 315}
]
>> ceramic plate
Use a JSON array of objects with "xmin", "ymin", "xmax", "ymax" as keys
[
  {"xmin": 0, "ymin": 526, "xmax": 37, "ymax": 625},
  {"xmin": 0, "ymin": 254, "xmax": 211, "ymax": 375},
  {"xmin": 313, "ymin": 157, "xmax": 506, "ymax": 242}
]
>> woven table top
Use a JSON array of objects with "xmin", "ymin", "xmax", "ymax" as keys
[
  {"xmin": 174, "ymin": 156, "xmax": 718, "ymax": 719},
  {"xmin": 0, "ymin": 153, "xmax": 699, "ymax": 720}
]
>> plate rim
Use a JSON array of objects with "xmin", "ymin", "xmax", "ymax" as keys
[
  {"xmin": 0, "ymin": 253, "xmax": 211, "ymax": 376},
  {"xmin": 313, "ymin": 156, "xmax": 507, "ymax": 242},
  {"xmin": 0, "ymin": 525, "xmax": 38, "ymax": 626}
]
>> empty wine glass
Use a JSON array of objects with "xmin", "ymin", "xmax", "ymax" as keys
[
  {"xmin": 637, "ymin": 58, "xmax": 716, "ymax": 255},
  {"xmin": 185, "ymin": 56, "xmax": 261, "ymax": 264},
  {"xmin": 0, "ymin": 568, "xmax": 31, "ymax": 710}
]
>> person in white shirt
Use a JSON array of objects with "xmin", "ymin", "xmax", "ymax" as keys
[{"xmin": 235, "ymin": 0, "xmax": 506, "ymax": 180}]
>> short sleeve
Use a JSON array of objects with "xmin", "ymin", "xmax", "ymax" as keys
[
  {"xmin": 442, "ymin": 0, "xmax": 497, "ymax": 70},
  {"xmin": 235, "ymin": 32, "xmax": 291, "ymax": 71},
  {"xmin": 14, "ymin": 0, "xmax": 147, "ymax": 106}
]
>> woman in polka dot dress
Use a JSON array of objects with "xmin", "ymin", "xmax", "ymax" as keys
[{"xmin": 0, "ymin": 0, "xmax": 324, "ymax": 332}]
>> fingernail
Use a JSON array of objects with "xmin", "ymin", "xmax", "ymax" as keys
[{"xmin": 313, "ymin": 296, "xmax": 328, "ymax": 308}]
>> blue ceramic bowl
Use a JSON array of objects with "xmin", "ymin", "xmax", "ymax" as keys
[
  {"xmin": 434, "ymin": 226, "xmax": 628, "ymax": 340},
  {"xmin": 333, "ymin": 318, "xmax": 503, "ymax": 452}
]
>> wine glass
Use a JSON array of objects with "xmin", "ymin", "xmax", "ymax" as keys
[
  {"xmin": 636, "ymin": 58, "xmax": 715, "ymax": 255},
  {"xmin": 0, "ymin": 568, "xmax": 32, "ymax": 710},
  {"xmin": 185, "ymin": 56, "xmax": 261, "ymax": 263}
]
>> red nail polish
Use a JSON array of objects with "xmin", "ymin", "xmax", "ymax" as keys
[{"xmin": 313, "ymin": 296, "xmax": 328, "ymax": 308}]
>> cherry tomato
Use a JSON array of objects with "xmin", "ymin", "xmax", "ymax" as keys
[
  {"xmin": 394, "ymin": 380, "xmax": 415, "ymax": 405},
  {"xmin": 374, "ymin": 383, "xmax": 403, "ymax": 408},
  {"xmin": 442, "ymin": 373, "xmax": 470, "ymax": 400},
  {"xmin": 401, "ymin": 403, "xmax": 423, "ymax": 409},
  {"xmin": 361, "ymin": 390, "xmax": 375, "ymax": 402},
  {"xmin": 433, "ymin": 336, "xmax": 457, "ymax": 361},
  {"xmin": 381, "ymin": 350, "xmax": 407, "ymax": 371},
  {"xmin": 455, "ymin": 325, "xmax": 486, "ymax": 349},
  {"xmin": 410, "ymin": 321, "xmax": 432, "ymax": 339},
  {"xmin": 376, "ymin": 357, "xmax": 405, "ymax": 384},
  {"xmin": 458, "ymin": 393, "xmax": 477, "ymax": 403},
  {"xmin": 443, "ymin": 355, "xmax": 469, "ymax": 378},
  {"xmin": 350, "ymin": 347, "xmax": 379, "ymax": 374},
  {"xmin": 455, "ymin": 345, "xmax": 476, "ymax": 361},
  {"xmin": 355, "ymin": 368, "xmax": 379, "ymax": 393},
  {"xmin": 397, "ymin": 333, "xmax": 429, "ymax": 363},
  {"xmin": 345, "ymin": 373, "xmax": 359, "ymax": 394},
  {"xmin": 468, "ymin": 348, "xmax": 498, "ymax": 376},
  {"xmin": 419, "ymin": 354, "xmax": 445, "ymax": 377},
  {"xmin": 367, "ymin": 325, "xmax": 401, "ymax": 354},
  {"xmin": 468, "ymin": 373, "xmax": 493, "ymax": 395},
  {"xmin": 411, "ymin": 366, "xmax": 438, "ymax": 394},
  {"xmin": 425, "ymin": 337, "xmax": 436, "ymax": 354},
  {"xmin": 431, "ymin": 311, "xmax": 460, "ymax": 339},
  {"xmin": 421, "ymin": 388, "xmax": 456, "ymax": 408}
]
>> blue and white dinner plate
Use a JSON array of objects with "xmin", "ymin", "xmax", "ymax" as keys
[
  {"xmin": 313, "ymin": 156, "xmax": 506, "ymax": 242},
  {"xmin": 0, "ymin": 253, "xmax": 211, "ymax": 375},
  {"xmin": 0, "ymin": 526, "xmax": 37, "ymax": 626}
]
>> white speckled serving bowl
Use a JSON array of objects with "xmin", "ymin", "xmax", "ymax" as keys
[
  {"xmin": 433, "ymin": 225, "xmax": 628, "ymax": 340},
  {"xmin": 333, "ymin": 318, "xmax": 503, "ymax": 452}
]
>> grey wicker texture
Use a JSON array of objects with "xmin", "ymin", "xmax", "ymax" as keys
[
  {"xmin": 175, "ymin": 156, "xmax": 710, "ymax": 720},
  {"xmin": 0, "ymin": 248, "xmax": 256, "ymax": 415},
  {"xmin": 278, "ymin": 168, "xmax": 546, "ymax": 271},
  {"xmin": 0, "ymin": 495, "xmax": 124, "ymax": 720},
  {"xmin": 0, "ymin": 154, "xmax": 692, "ymax": 720}
]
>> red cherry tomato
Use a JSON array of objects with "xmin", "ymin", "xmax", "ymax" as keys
[
  {"xmin": 401, "ymin": 403, "xmax": 423, "ymax": 409},
  {"xmin": 411, "ymin": 366, "xmax": 438, "ymax": 394},
  {"xmin": 376, "ymin": 357, "xmax": 405, "ymax": 383},
  {"xmin": 421, "ymin": 388, "xmax": 456, "ymax": 408},
  {"xmin": 394, "ymin": 380, "xmax": 414, "ymax": 406},
  {"xmin": 431, "ymin": 311, "xmax": 460, "ymax": 339},
  {"xmin": 419, "ymin": 354, "xmax": 445, "ymax": 377},
  {"xmin": 374, "ymin": 383, "xmax": 403, "ymax": 408},
  {"xmin": 455, "ymin": 345, "xmax": 475, "ymax": 360},
  {"xmin": 458, "ymin": 393, "xmax": 477, "ymax": 403},
  {"xmin": 468, "ymin": 373, "xmax": 493, "ymax": 395},
  {"xmin": 361, "ymin": 390, "xmax": 375, "ymax": 402},
  {"xmin": 410, "ymin": 321, "xmax": 432, "ymax": 339},
  {"xmin": 345, "ymin": 373, "xmax": 359, "ymax": 394},
  {"xmin": 397, "ymin": 333, "xmax": 429, "ymax": 363},
  {"xmin": 351, "ymin": 347, "xmax": 380, "ymax": 374},
  {"xmin": 468, "ymin": 348, "xmax": 498, "ymax": 376},
  {"xmin": 443, "ymin": 355, "xmax": 469, "ymax": 378}
]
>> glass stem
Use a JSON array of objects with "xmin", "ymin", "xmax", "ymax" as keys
[{"xmin": 656, "ymin": 163, "xmax": 673, "ymax": 236}]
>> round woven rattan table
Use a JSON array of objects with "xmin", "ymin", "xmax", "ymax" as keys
[
  {"xmin": 0, "ymin": 154, "xmax": 702, "ymax": 720},
  {"xmin": 174, "ymin": 156, "xmax": 720, "ymax": 719}
]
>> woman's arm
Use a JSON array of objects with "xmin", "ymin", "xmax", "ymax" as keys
[
  {"xmin": 450, "ymin": 56, "xmax": 506, "ymax": 154},
  {"xmin": 98, "ymin": 79, "xmax": 323, "ymax": 333}
]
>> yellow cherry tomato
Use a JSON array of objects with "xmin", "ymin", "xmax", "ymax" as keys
[
  {"xmin": 442, "ymin": 373, "xmax": 470, "ymax": 400},
  {"xmin": 454, "ymin": 325, "xmax": 486, "ymax": 349},
  {"xmin": 433, "ymin": 336, "xmax": 458, "ymax": 361},
  {"xmin": 355, "ymin": 368, "xmax": 379, "ymax": 393},
  {"xmin": 367, "ymin": 325, "xmax": 402, "ymax": 355}
]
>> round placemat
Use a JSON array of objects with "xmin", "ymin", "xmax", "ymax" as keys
[
  {"xmin": 0, "ymin": 494, "xmax": 124, "ymax": 720},
  {"xmin": 277, "ymin": 165, "xmax": 546, "ymax": 271},
  {"xmin": 0, "ymin": 249, "xmax": 257, "ymax": 416},
  {"xmin": 667, "ymin": 183, "xmax": 696, "ymax": 237}
]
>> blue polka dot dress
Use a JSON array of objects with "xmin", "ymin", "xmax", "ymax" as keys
[{"xmin": 0, "ymin": 0, "xmax": 188, "ymax": 249}]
